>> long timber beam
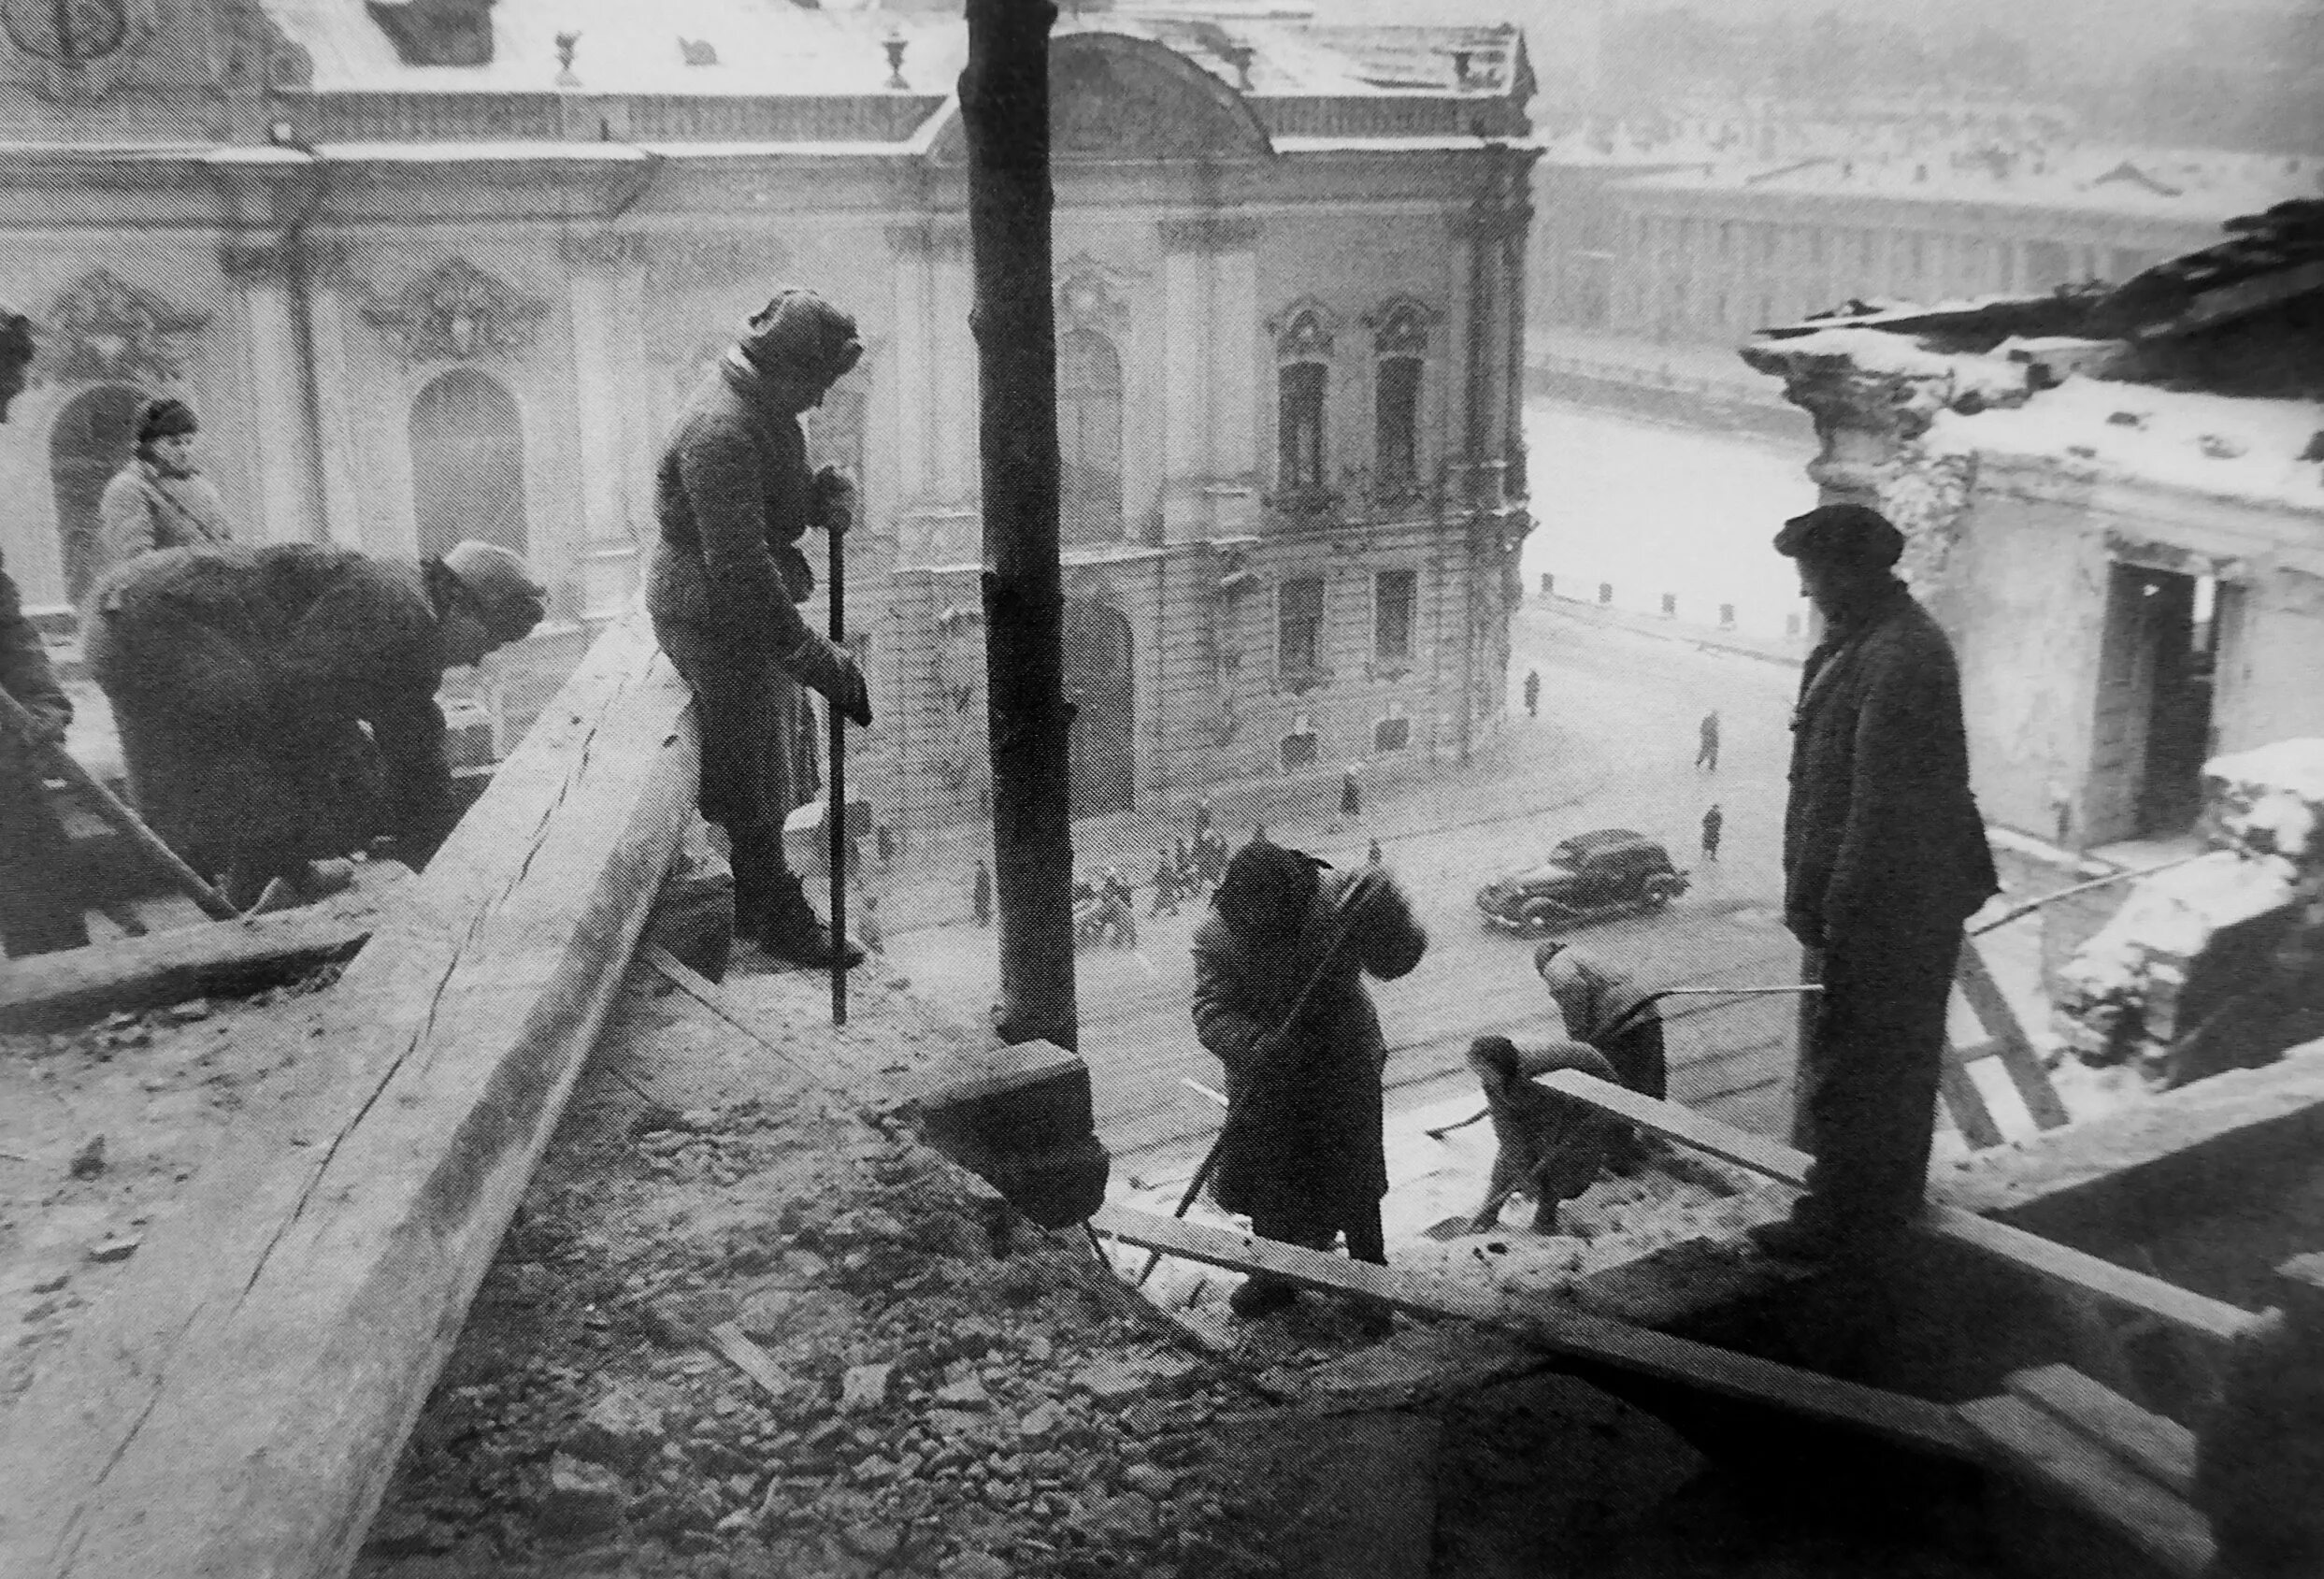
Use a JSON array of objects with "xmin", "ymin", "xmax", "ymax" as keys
[
  {"xmin": 0, "ymin": 905, "xmax": 377, "ymax": 1035},
  {"xmin": 1536, "ymin": 1070, "xmax": 2256, "ymax": 1346},
  {"xmin": 0, "ymin": 612, "xmax": 697, "ymax": 1579}
]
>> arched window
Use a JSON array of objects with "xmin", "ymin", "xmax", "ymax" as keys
[
  {"xmin": 1057, "ymin": 329, "xmax": 1124, "ymax": 546},
  {"xmin": 1277, "ymin": 363, "xmax": 1326, "ymax": 491},
  {"xmin": 409, "ymin": 367, "xmax": 526, "ymax": 562},
  {"xmin": 48, "ymin": 383, "xmax": 142, "ymax": 604}
]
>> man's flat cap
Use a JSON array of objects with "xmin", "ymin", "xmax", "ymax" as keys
[{"xmin": 1772, "ymin": 503, "xmax": 1903, "ymax": 567}]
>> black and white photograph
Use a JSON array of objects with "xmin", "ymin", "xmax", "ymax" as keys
[{"xmin": 2, "ymin": 0, "xmax": 2321, "ymax": 1574}]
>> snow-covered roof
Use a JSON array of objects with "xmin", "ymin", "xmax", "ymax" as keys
[
  {"xmin": 1612, "ymin": 144, "xmax": 2317, "ymax": 227},
  {"xmin": 265, "ymin": 0, "xmax": 1523, "ymax": 104}
]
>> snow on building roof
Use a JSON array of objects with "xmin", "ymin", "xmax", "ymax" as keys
[
  {"xmin": 266, "ymin": 0, "xmax": 1525, "ymax": 105},
  {"xmin": 1613, "ymin": 143, "xmax": 2317, "ymax": 227},
  {"xmin": 1938, "ymin": 375, "xmax": 2324, "ymax": 515}
]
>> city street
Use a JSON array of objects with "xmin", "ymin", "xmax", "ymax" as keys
[{"xmin": 886, "ymin": 600, "xmax": 1808, "ymax": 1172}]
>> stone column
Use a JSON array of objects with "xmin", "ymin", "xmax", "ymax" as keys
[
  {"xmin": 1206, "ymin": 222, "xmax": 1260, "ymax": 533},
  {"xmin": 562, "ymin": 233, "xmax": 646, "ymax": 619},
  {"xmin": 221, "ymin": 237, "xmax": 323, "ymax": 544},
  {"xmin": 1158, "ymin": 224, "xmax": 1211, "ymax": 538},
  {"xmin": 930, "ymin": 224, "xmax": 976, "ymax": 506},
  {"xmin": 885, "ymin": 223, "xmax": 936, "ymax": 508},
  {"xmin": 305, "ymin": 244, "xmax": 366, "ymax": 550}
]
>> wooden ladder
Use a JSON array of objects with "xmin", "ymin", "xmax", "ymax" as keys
[{"xmin": 1939, "ymin": 936, "xmax": 2072, "ymax": 1150}]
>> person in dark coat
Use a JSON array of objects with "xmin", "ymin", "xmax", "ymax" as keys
[
  {"xmin": 1696, "ymin": 709, "xmax": 1720, "ymax": 771},
  {"xmin": 1192, "ymin": 840, "xmax": 1427, "ymax": 1318},
  {"xmin": 0, "ymin": 309, "xmax": 89, "ymax": 956},
  {"xmin": 1523, "ymin": 667, "xmax": 1541, "ymax": 720},
  {"xmin": 85, "ymin": 539, "xmax": 546, "ymax": 907},
  {"xmin": 0, "ymin": 549, "xmax": 86, "ymax": 956},
  {"xmin": 1700, "ymin": 803, "xmax": 1724, "ymax": 861},
  {"xmin": 1753, "ymin": 503, "xmax": 1998, "ymax": 1264},
  {"xmin": 651, "ymin": 288, "xmax": 872, "ymax": 969},
  {"xmin": 1464, "ymin": 1034, "xmax": 1624, "ymax": 1233},
  {"xmin": 971, "ymin": 858, "xmax": 993, "ymax": 927},
  {"xmin": 1340, "ymin": 764, "xmax": 1362, "ymax": 820},
  {"xmin": 1534, "ymin": 940, "xmax": 1667, "ymax": 1101}
]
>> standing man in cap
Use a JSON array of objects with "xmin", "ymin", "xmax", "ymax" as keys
[
  {"xmin": 85, "ymin": 538, "xmax": 547, "ymax": 908},
  {"xmin": 1753, "ymin": 503, "xmax": 1996, "ymax": 1263},
  {"xmin": 1193, "ymin": 840, "xmax": 1427, "ymax": 1320},
  {"xmin": 97, "ymin": 395, "xmax": 236, "ymax": 581},
  {"xmin": 652, "ymin": 287, "xmax": 874, "ymax": 970},
  {"xmin": 0, "ymin": 303, "xmax": 93, "ymax": 956}
]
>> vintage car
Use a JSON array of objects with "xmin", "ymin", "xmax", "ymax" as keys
[{"xmin": 1475, "ymin": 827, "xmax": 1690, "ymax": 935}]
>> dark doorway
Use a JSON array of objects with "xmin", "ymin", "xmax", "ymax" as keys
[
  {"xmin": 1062, "ymin": 597, "xmax": 1134, "ymax": 820},
  {"xmin": 49, "ymin": 383, "xmax": 142, "ymax": 604},
  {"xmin": 410, "ymin": 367, "xmax": 527, "ymax": 562},
  {"xmin": 2086, "ymin": 565, "xmax": 2219, "ymax": 844}
]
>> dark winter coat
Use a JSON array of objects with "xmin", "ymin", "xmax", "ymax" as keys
[
  {"xmin": 650, "ymin": 352, "xmax": 845, "ymax": 833},
  {"xmin": 1, "ymin": 552, "xmax": 89, "ymax": 955},
  {"xmin": 1783, "ymin": 581, "xmax": 1996, "ymax": 948},
  {"xmin": 84, "ymin": 544, "xmax": 453, "ymax": 867},
  {"xmin": 1191, "ymin": 868, "xmax": 1428, "ymax": 1220}
]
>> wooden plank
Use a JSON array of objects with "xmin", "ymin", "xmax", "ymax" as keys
[
  {"xmin": 2006, "ymin": 1365, "xmax": 2197, "ymax": 1500},
  {"xmin": 1956, "ymin": 942, "xmax": 2071, "ymax": 1131},
  {"xmin": 0, "ymin": 905, "xmax": 375, "ymax": 1034},
  {"xmin": 0, "ymin": 612, "xmax": 698, "ymax": 1579},
  {"xmin": 1091, "ymin": 1204, "xmax": 1982, "ymax": 1463},
  {"xmin": 1939, "ymin": 1042, "xmax": 2006, "ymax": 1149},
  {"xmin": 1958, "ymin": 1396, "xmax": 2214, "ymax": 1578},
  {"xmin": 708, "ymin": 1323, "xmax": 796, "ymax": 1402},
  {"xmin": 1537, "ymin": 1070, "xmax": 2255, "ymax": 1345}
]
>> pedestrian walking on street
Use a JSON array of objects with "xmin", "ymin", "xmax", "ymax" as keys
[
  {"xmin": 1754, "ymin": 503, "xmax": 1997, "ymax": 1269},
  {"xmin": 1367, "ymin": 837, "xmax": 1383, "ymax": 866},
  {"xmin": 858, "ymin": 893, "xmax": 884, "ymax": 955},
  {"xmin": 1193, "ymin": 842, "xmax": 1427, "ymax": 1320},
  {"xmin": 971, "ymin": 858, "xmax": 993, "ymax": 927},
  {"xmin": 1193, "ymin": 795, "xmax": 1212, "ymax": 841},
  {"xmin": 1340, "ymin": 763, "xmax": 1362, "ymax": 820},
  {"xmin": 1174, "ymin": 835, "xmax": 1197, "ymax": 897},
  {"xmin": 1151, "ymin": 852, "xmax": 1180, "ymax": 917},
  {"xmin": 1696, "ymin": 709, "xmax": 1720, "ymax": 771},
  {"xmin": 648, "ymin": 287, "xmax": 872, "ymax": 969},
  {"xmin": 1701, "ymin": 804, "xmax": 1724, "ymax": 862},
  {"xmin": 1523, "ymin": 667, "xmax": 1541, "ymax": 720}
]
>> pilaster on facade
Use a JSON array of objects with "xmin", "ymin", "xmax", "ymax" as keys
[
  {"xmin": 560, "ymin": 231, "xmax": 650, "ymax": 619},
  {"xmin": 219, "ymin": 237, "xmax": 325, "ymax": 547}
]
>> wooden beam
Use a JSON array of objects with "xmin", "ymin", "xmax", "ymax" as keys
[
  {"xmin": 1537, "ymin": 1070, "xmax": 2255, "ymax": 1344},
  {"xmin": 0, "ymin": 905, "xmax": 374, "ymax": 1034},
  {"xmin": 0, "ymin": 612, "xmax": 697, "ymax": 1579},
  {"xmin": 1958, "ymin": 1396, "xmax": 2214, "ymax": 1578},
  {"xmin": 2006, "ymin": 1365, "xmax": 2197, "ymax": 1500},
  {"xmin": 1939, "ymin": 1042, "xmax": 2006, "ymax": 1149},
  {"xmin": 1091, "ymin": 1204, "xmax": 1982, "ymax": 1463}
]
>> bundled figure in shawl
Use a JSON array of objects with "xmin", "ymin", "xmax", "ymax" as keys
[
  {"xmin": 96, "ymin": 397, "xmax": 236, "ymax": 581},
  {"xmin": 1192, "ymin": 840, "xmax": 1427, "ymax": 1320}
]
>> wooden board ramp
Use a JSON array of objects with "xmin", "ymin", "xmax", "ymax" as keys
[
  {"xmin": 0, "ymin": 902, "xmax": 376, "ymax": 1034},
  {"xmin": 1536, "ymin": 1070, "xmax": 2256, "ymax": 1345},
  {"xmin": 0, "ymin": 611, "xmax": 698, "ymax": 1579},
  {"xmin": 1091, "ymin": 1204, "xmax": 1982, "ymax": 1463},
  {"xmin": 1960, "ymin": 1369, "xmax": 2213, "ymax": 1578}
]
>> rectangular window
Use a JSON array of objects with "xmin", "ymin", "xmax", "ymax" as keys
[
  {"xmin": 1373, "ymin": 716, "xmax": 1412, "ymax": 753},
  {"xmin": 1373, "ymin": 357, "xmax": 1421, "ymax": 487},
  {"xmin": 1374, "ymin": 568, "xmax": 1416, "ymax": 662},
  {"xmin": 1278, "ymin": 363, "xmax": 1327, "ymax": 490},
  {"xmin": 1278, "ymin": 576, "xmax": 1324, "ymax": 681}
]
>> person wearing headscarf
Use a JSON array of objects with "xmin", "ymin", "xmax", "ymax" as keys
[
  {"xmin": 1533, "ymin": 940, "xmax": 1667, "ymax": 1101},
  {"xmin": 1757, "ymin": 502, "xmax": 1997, "ymax": 1265},
  {"xmin": 84, "ymin": 538, "xmax": 546, "ymax": 907},
  {"xmin": 652, "ymin": 287, "xmax": 872, "ymax": 969},
  {"xmin": 0, "ymin": 306, "xmax": 91, "ymax": 955},
  {"xmin": 96, "ymin": 395, "xmax": 235, "ymax": 581},
  {"xmin": 1191, "ymin": 839, "xmax": 1427, "ymax": 1319}
]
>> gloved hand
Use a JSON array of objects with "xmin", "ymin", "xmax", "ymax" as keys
[
  {"xmin": 811, "ymin": 467, "xmax": 857, "ymax": 537},
  {"xmin": 782, "ymin": 631, "xmax": 873, "ymax": 727}
]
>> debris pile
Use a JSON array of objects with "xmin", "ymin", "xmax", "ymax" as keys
[{"xmin": 2055, "ymin": 739, "xmax": 2324, "ymax": 1073}]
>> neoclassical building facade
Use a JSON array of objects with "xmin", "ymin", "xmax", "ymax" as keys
[{"xmin": 0, "ymin": 0, "xmax": 1537, "ymax": 827}]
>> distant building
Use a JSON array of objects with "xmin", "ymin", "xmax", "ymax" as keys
[
  {"xmin": 0, "ymin": 0, "xmax": 1538, "ymax": 828},
  {"xmin": 1743, "ymin": 202, "xmax": 2324, "ymax": 854},
  {"xmin": 1531, "ymin": 113, "xmax": 2317, "ymax": 350}
]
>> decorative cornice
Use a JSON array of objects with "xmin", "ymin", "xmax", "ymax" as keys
[
  {"xmin": 364, "ymin": 257, "xmax": 548, "ymax": 363},
  {"xmin": 883, "ymin": 221, "xmax": 971, "ymax": 261},
  {"xmin": 1057, "ymin": 253, "xmax": 1136, "ymax": 338},
  {"xmin": 559, "ymin": 231, "xmax": 644, "ymax": 273},
  {"xmin": 42, "ymin": 267, "xmax": 208, "ymax": 385},
  {"xmin": 1363, "ymin": 294, "xmax": 1439, "ymax": 358},
  {"xmin": 647, "ymin": 231, "xmax": 797, "ymax": 290},
  {"xmin": 1158, "ymin": 214, "xmax": 1261, "ymax": 255},
  {"xmin": 1268, "ymin": 295, "xmax": 1340, "ymax": 361}
]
